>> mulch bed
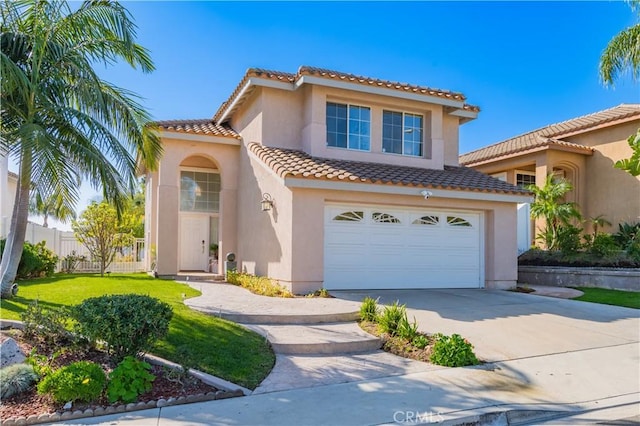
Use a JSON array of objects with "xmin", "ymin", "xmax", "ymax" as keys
[
  {"xmin": 0, "ymin": 329, "xmax": 221, "ymax": 422},
  {"xmin": 359, "ymin": 321, "xmax": 434, "ymax": 362},
  {"xmin": 509, "ymin": 286, "xmax": 536, "ymax": 294}
]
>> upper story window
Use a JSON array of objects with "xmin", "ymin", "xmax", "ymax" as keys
[
  {"xmin": 382, "ymin": 111, "xmax": 423, "ymax": 157},
  {"xmin": 326, "ymin": 102, "xmax": 370, "ymax": 151},
  {"xmin": 180, "ymin": 170, "xmax": 220, "ymax": 212},
  {"xmin": 516, "ymin": 172, "xmax": 535, "ymax": 188}
]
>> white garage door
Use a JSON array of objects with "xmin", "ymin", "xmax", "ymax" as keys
[{"xmin": 324, "ymin": 205, "xmax": 482, "ymax": 290}]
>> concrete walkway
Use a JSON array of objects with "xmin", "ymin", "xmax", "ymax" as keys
[{"xmin": 54, "ymin": 285, "xmax": 639, "ymax": 426}]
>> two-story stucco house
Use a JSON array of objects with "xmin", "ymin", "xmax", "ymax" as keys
[
  {"xmin": 145, "ymin": 66, "xmax": 530, "ymax": 293},
  {"xmin": 460, "ymin": 104, "xmax": 640, "ymax": 246}
]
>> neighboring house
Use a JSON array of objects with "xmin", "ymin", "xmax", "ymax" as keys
[
  {"xmin": 146, "ymin": 66, "xmax": 530, "ymax": 293},
  {"xmin": 460, "ymin": 104, "xmax": 640, "ymax": 247},
  {"xmin": 0, "ymin": 153, "xmax": 17, "ymax": 239}
]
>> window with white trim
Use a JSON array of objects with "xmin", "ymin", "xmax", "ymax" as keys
[
  {"xmin": 326, "ymin": 102, "xmax": 371, "ymax": 151},
  {"xmin": 333, "ymin": 211, "xmax": 364, "ymax": 222},
  {"xmin": 447, "ymin": 216, "xmax": 472, "ymax": 227},
  {"xmin": 372, "ymin": 212, "xmax": 400, "ymax": 224},
  {"xmin": 382, "ymin": 110, "xmax": 423, "ymax": 157},
  {"xmin": 180, "ymin": 171, "xmax": 220, "ymax": 212},
  {"xmin": 412, "ymin": 215, "xmax": 439, "ymax": 225},
  {"xmin": 516, "ymin": 172, "xmax": 535, "ymax": 188}
]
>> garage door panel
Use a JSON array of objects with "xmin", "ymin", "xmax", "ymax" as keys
[{"xmin": 324, "ymin": 205, "xmax": 482, "ymax": 290}]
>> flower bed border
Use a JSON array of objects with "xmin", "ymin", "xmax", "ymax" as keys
[
  {"xmin": 518, "ymin": 265, "xmax": 640, "ymax": 291},
  {"xmin": 0, "ymin": 320, "xmax": 247, "ymax": 426}
]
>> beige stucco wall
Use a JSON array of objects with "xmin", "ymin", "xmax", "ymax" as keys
[
  {"xmin": 568, "ymin": 122, "xmax": 640, "ymax": 229},
  {"xmin": 236, "ymin": 148, "xmax": 293, "ymax": 281},
  {"xmin": 147, "ymin": 135, "xmax": 240, "ymax": 276},
  {"xmin": 243, "ymin": 83, "xmax": 467, "ymax": 170}
]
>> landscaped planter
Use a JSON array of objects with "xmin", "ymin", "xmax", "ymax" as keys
[{"xmin": 518, "ymin": 265, "xmax": 640, "ymax": 291}]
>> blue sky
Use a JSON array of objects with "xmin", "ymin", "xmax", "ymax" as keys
[{"xmin": 16, "ymin": 1, "xmax": 640, "ymax": 229}]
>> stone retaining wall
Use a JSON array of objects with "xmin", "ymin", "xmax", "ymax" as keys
[{"xmin": 518, "ymin": 266, "xmax": 640, "ymax": 291}]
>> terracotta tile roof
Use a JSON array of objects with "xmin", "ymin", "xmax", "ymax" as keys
[
  {"xmin": 154, "ymin": 119, "xmax": 240, "ymax": 139},
  {"xmin": 214, "ymin": 66, "xmax": 479, "ymax": 122},
  {"xmin": 249, "ymin": 143, "xmax": 529, "ymax": 195},
  {"xmin": 460, "ymin": 104, "xmax": 640, "ymax": 166}
]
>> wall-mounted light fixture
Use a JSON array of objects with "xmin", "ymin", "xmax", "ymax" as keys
[
  {"xmin": 261, "ymin": 193, "xmax": 274, "ymax": 211},
  {"xmin": 420, "ymin": 190, "xmax": 433, "ymax": 200}
]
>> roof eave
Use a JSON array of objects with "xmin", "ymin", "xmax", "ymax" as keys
[
  {"xmin": 284, "ymin": 176, "xmax": 532, "ymax": 203},
  {"xmin": 296, "ymin": 74, "xmax": 467, "ymax": 109},
  {"xmin": 461, "ymin": 143, "xmax": 595, "ymax": 167}
]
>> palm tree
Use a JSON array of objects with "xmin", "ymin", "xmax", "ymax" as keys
[
  {"xmin": 0, "ymin": 0, "xmax": 162, "ymax": 298},
  {"xmin": 528, "ymin": 175, "xmax": 582, "ymax": 250},
  {"xmin": 588, "ymin": 214, "xmax": 612, "ymax": 238},
  {"xmin": 599, "ymin": 0, "xmax": 640, "ymax": 85},
  {"xmin": 29, "ymin": 191, "xmax": 76, "ymax": 228}
]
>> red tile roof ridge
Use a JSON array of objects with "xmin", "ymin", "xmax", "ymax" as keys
[
  {"xmin": 460, "ymin": 104, "xmax": 639, "ymax": 165},
  {"xmin": 248, "ymin": 142, "xmax": 529, "ymax": 195},
  {"xmin": 214, "ymin": 66, "xmax": 477, "ymax": 122},
  {"xmin": 154, "ymin": 118, "xmax": 241, "ymax": 139}
]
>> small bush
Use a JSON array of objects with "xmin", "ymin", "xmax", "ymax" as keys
[
  {"xmin": 589, "ymin": 233, "xmax": 620, "ymax": 257},
  {"xmin": 21, "ymin": 302, "xmax": 72, "ymax": 346},
  {"xmin": 359, "ymin": 297, "xmax": 379, "ymax": 322},
  {"xmin": 226, "ymin": 270, "xmax": 293, "ymax": 298},
  {"xmin": 556, "ymin": 225, "xmax": 583, "ymax": 254},
  {"xmin": 72, "ymin": 294, "xmax": 173, "ymax": 362},
  {"xmin": 26, "ymin": 350, "xmax": 60, "ymax": 378},
  {"xmin": 412, "ymin": 334, "xmax": 429, "ymax": 349},
  {"xmin": 107, "ymin": 356, "xmax": 155, "ymax": 403},
  {"xmin": 0, "ymin": 240, "xmax": 58, "ymax": 279},
  {"xmin": 0, "ymin": 364, "xmax": 38, "ymax": 399},
  {"xmin": 397, "ymin": 315, "xmax": 420, "ymax": 341},
  {"xmin": 378, "ymin": 301, "xmax": 407, "ymax": 337},
  {"xmin": 430, "ymin": 334, "xmax": 479, "ymax": 367},
  {"xmin": 37, "ymin": 361, "xmax": 106, "ymax": 403}
]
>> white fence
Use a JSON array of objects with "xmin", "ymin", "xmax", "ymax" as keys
[
  {"xmin": 17, "ymin": 222, "xmax": 146, "ymax": 273},
  {"xmin": 58, "ymin": 236, "xmax": 146, "ymax": 273}
]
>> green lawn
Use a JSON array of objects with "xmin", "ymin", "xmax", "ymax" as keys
[
  {"xmin": 573, "ymin": 287, "xmax": 640, "ymax": 309},
  {"xmin": 0, "ymin": 274, "xmax": 275, "ymax": 389}
]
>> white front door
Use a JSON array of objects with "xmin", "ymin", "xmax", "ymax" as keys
[{"xmin": 180, "ymin": 215, "xmax": 209, "ymax": 271}]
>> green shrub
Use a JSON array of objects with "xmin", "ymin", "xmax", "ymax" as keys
[
  {"xmin": 26, "ymin": 350, "xmax": 60, "ymax": 378},
  {"xmin": 378, "ymin": 301, "xmax": 407, "ymax": 337},
  {"xmin": 21, "ymin": 302, "xmax": 72, "ymax": 346},
  {"xmin": 412, "ymin": 334, "xmax": 429, "ymax": 349},
  {"xmin": 614, "ymin": 222, "xmax": 640, "ymax": 248},
  {"xmin": 589, "ymin": 233, "xmax": 620, "ymax": 257},
  {"xmin": 107, "ymin": 356, "xmax": 155, "ymax": 403},
  {"xmin": 359, "ymin": 297, "xmax": 379, "ymax": 322},
  {"xmin": 430, "ymin": 334, "xmax": 479, "ymax": 367},
  {"xmin": 556, "ymin": 225, "xmax": 583, "ymax": 254},
  {"xmin": 0, "ymin": 239, "xmax": 58, "ymax": 279},
  {"xmin": 397, "ymin": 315, "xmax": 420, "ymax": 341},
  {"xmin": 226, "ymin": 270, "xmax": 293, "ymax": 297},
  {"xmin": 72, "ymin": 294, "xmax": 173, "ymax": 362},
  {"xmin": 0, "ymin": 364, "xmax": 38, "ymax": 399},
  {"xmin": 37, "ymin": 361, "xmax": 106, "ymax": 403}
]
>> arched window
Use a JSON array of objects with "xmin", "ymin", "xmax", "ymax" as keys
[
  {"xmin": 447, "ymin": 216, "xmax": 472, "ymax": 227},
  {"xmin": 372, "ymin": 212, "xmax": 400, "ymax": 224},
  {"xmin": 333, "ymin": 211, "xmax": 364, "ymax": 222},
  {"xmin": 412, "ymin": 215, "xmax": 439, "ymax": 225}
]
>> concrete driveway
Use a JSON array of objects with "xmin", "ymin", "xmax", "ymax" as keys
[{"xmin": 333, "ymin": 289, "xmax": 640, "ymax": 362}]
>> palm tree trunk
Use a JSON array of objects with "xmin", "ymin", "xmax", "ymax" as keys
[{"xmin": 0, "ymin": 157, "xmax": 31, "ymax": 298}]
